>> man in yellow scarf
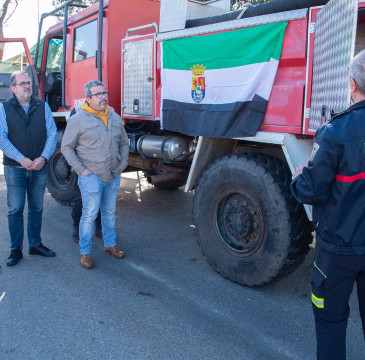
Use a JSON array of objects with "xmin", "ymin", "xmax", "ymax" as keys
[{"xmin": 61, "ymin": 80, "xmax": 129, "ymax": 269}]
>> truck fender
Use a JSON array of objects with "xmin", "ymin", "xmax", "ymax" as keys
[{"xmin": 185, "ymin": 136, "xmax": 237, "ymax": 192}]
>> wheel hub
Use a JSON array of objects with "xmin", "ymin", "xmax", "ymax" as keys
[{"xmin": 217, "ymin": 190, "xmax": 264, "ymax": 254}]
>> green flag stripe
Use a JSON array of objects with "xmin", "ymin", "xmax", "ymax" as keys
[{"xmin": 163, "ymin": 22, "xmax": 287, "ymax": 71}]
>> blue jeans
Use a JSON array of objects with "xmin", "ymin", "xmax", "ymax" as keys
[
  {"xmin": 78, "ymin": 173, "xmax": 121, "ymax": 254},
  {"xmin": 4, "ymin": 165, "xmax": 48, "ymax": 250}
]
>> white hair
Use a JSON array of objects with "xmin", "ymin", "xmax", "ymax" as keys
[{"xmin": 350, "ymin": 50, "xmax": 365, "ymax": 95}]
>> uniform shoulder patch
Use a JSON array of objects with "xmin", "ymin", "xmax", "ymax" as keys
[{"xmin": 310, "ymin": 143, "xmax": 320, "ymax": 161}]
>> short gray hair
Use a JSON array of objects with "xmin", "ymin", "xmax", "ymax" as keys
[
  {"xmin": 10, "ymin": 71, "xmax": 30, "ymax": 86},
  {"xmin": 84, "ymin": 80, "xmax": 105, "ymax": 97},
  {"xmin": 350, "ymin": 50, "xmax": 365, "ymax": 95}
]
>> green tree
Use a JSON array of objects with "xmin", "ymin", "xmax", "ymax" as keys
[
  {"xmin": 231, "ymin": 0, "xmax": 272, "ymax": 10},
  {"xmin": 52, "ymin": 0, "xmax": 98, "ymax": 16}
]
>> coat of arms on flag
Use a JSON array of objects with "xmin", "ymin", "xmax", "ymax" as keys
[{"xmin": 191, "ymin": 64, "xmax": 206, "ymax": 103}]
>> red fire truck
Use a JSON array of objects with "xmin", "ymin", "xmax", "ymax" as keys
[{"xmin": 0, "ymin": 0, "xmax": 363, "ymax": 286}]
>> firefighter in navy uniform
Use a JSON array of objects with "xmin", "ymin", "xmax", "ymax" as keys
[{"xmin": 291, "ymin": 50, "xmax": 365, "ymax": 360}]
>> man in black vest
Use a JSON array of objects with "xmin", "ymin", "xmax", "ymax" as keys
[{"xmin": 0, "ymin": 71, "xmax": 57, "ymax": 266}]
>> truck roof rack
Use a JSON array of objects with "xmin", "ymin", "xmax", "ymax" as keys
[{"xmin": 186, "ymin": 0, "xmax": 329, "ymax": 28}]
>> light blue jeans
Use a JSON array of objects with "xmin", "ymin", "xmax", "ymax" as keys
[{"xmin": 78, "ymin": 173, "xmax": 121, "ymax": 254}]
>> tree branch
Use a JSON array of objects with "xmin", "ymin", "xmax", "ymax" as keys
[
  {"xmin": 0, "ymin": 0, "xmax": 13, "ymax": 25},
  {"xmin": 3, "ymin": 0, "xmax": 19, "ymax": 26}
]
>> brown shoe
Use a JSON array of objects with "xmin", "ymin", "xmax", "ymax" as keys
[
  {"xmin": 104, "ymin": 246, "xmax": 125, "ymax": 259},
  {"xmin": 80, "ymin": 254, "xmax": 94, "ymax": 269}
]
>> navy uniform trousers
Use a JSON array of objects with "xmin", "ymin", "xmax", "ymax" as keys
[{"xmin": 311, "ymin": 246, "xmax": 365, "ymax": 360}]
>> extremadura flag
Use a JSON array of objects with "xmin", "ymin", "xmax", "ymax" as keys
[{"xmin": 161, "ymin": 21, "xmax": 287, "ymax": 138}]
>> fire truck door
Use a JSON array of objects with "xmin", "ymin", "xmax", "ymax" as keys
[
  {"xmin": 0, "ymin": 39, "xmax": 37, "ymax": 102},
  {"xmin": 122, "ymin": 35, "xmax": 155, "ymax": 119},
  {"xmin": 306, "ymin": 0, "xmax": 357, "ymax": 132},
  {"xmin": 67, "ymin": 19, "xmax": 99, "ymax": 107}
]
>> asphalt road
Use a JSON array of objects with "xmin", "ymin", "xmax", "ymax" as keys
[{"xmin": 0, "ymin": 170, "xmax": 364, "ymax": 360}]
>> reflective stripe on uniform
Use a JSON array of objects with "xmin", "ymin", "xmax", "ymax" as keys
[
  {"xmin": 312, "ymin": 293, "xmax": 324, "ymax": 308},
  {"xmin": 335, "ymin": 172, "xmax": 365, "ymax": 183},
  {"xmin": 314, "ymin": 261, "xmax": 327, "ymax": 278}
]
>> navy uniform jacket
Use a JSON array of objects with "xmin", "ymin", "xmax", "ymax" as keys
[{"xmin": 291, "ymin": 99, "xmax": 365, "ymax": 255}]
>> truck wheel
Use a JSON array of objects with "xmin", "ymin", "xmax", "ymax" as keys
[
  {"xmin": 47, "ymin": 130, "xmax": 77, "ymax": 206},
  {"xmin": 193, "ymin": 152, "xmax": 312, "ymax": 286}
]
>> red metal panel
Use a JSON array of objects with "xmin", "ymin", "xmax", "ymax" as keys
[
  {"xmin": 0, "ymin": 38, "xmax": 34, "ymax": 66},
  {"xmin": 42, "ymin": 0, "xmax": 160, "ymax": 113},
  {"xmin": 303, "ymin": 7, "xmax": 321, "ymax": 135},
  {"xmin": 107, "ymin": 0, "xmax": 160, "ymax": 115},
  {"xmin": 66, "ymin": 15, "xmax": 99, "ymax": 109},
  {"xmin": 260, "ymin": 18, "xmax": 308, "ymax": 134},
  {"xmin": 155, "ymin": 41, "xmax": 162, "ymax": 119}
]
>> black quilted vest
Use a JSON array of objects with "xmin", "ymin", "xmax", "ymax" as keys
[{"xmin": 2, "ymin": 95, "xmax": 47, "ymax": 166}]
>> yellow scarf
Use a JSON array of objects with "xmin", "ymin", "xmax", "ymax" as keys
[{"xmin": 82, "ymin": 101, "xmax": 109, "ymax": 127}]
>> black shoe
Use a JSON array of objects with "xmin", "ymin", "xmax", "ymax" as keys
[
  {"xmin": 95, "ymin": 228, "xmax": 102, "ymax": 239},
  {"xmin": 29, "ymin": 243, "xmax": 56, "ymax": 257},
  {"xmin": 7, "ymin": 250, "xmax": 23, "ymax": 266},
  {"xmin": 73, "ymin": 225, "xmax": 80, "ymax": 242}
]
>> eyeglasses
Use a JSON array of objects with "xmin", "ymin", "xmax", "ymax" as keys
[
  {"xmin": 15, "ymin": 81, "xmax": 32, "ymax": 88},
  {"xmin": 89, "ymin": 91, "xmax": 109, "ymax": 99}
]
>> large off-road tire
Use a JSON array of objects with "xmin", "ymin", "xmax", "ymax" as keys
[
  {"xmin": 47, "ymin": 130, "xmax": 78, "ymax": 206},
  {"xmin": 193, "ymin": 152, "xmax": 312, "ymax": 287}
]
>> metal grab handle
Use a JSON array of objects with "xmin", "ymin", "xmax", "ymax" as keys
[{"xmin": 126, "ymin": 22, "xmax": 158, "ymax": 37}]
